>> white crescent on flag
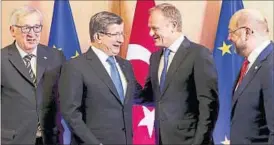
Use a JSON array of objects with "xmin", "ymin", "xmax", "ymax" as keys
[{"xmin": 126, "ymin": 44, "xmax": 152, "ymax": 64}]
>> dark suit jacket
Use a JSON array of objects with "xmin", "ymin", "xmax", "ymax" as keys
[
  {"xmin": 59, "ymin": 47, "xmax": 139, "ymax": 145},
  {"xmin": 141, "ymin": 37, "xmax": 219, "ymax": 145},
  {"xmin": 1, "ymin": 42, "xmax": 65, "ymax": 144},
  {"xmin": 231, "ymin": 42, "xmax": 274, "ymax": 144}
]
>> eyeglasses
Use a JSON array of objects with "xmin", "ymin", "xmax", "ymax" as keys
[
  {"xmin": 13, "ymin": 25, "xmax": 43, "ymax": 34},
  {"xmin": 99, "ymin": 32, "xmax": 125, "ymax": 38},
  {"xmin": 229, "ymin": 26, "xmax": 253, "ymax": 34}
]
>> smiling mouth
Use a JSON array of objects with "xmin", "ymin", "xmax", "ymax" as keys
[
  {"xmin": 113, "ymin": 44, "xmax": 120, "ymax": 48},
  {"xmin": 27, "ymin": 38, "xmax": 36, "ymax": 41},
  {"xmin": 153, "ymin": 36, "xmax": 160, "ymax": 41}
]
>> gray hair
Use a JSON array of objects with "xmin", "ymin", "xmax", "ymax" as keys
[
  {"xmin": 149, "ymin": 3, "xmax": 182, "ymax": 32},
  {"xmin": 89, "ymin": 11, "xmax": 123, "ymax": 42},
  {"xmin": 10, "ymin": 5, "xmax": 43, "ymax": 26},
  {"xmin": 236, "ymin": 9, "xmax": 269, "ymax": 34}
]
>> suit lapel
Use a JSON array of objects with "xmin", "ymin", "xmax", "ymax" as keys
[
  {"xmin": 152, "ymin": 50, "xmax": 162, "ymax": 95},
  {"xmin": 86, "ymin": 48, "xmax": 122, "ymax": 105},
  {"xmin": 161, "ymin": 37, "xmax": 190, "ymax": 96},
  {"xmin": 8, "ymin": 43, "xmax": 34, "ymax": 86},
  {"xmin": 116, "ymin": 57, "xmax": 131, "ymax": 104},
  {"xmin": 36, "ymin": 45, "xmax": 48, "ymax": 85},
  {"xmin": 232, "ymin": 42, "xmax": 274, "ymax": 108}
]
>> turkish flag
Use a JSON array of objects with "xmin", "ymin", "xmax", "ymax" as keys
[{"xmin": 126, "ymin": 0, "xmax": 158, "ymax": 144}]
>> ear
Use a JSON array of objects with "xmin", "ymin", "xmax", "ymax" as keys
[
  {"xmin": 171, "ymin": 21, "xmax": 177, "ymax": 29},
  {"xmin": 10, "ymin": 26, "xmax": 16, "ymax": 38},
  {"xmin": 94, "ymin": 33, "xmax": 101, "ymax": 43}
]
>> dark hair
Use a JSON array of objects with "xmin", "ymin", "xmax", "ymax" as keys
[{"xmin": 89, "ymin": 11, "xmax": 123, "ymax": 42}]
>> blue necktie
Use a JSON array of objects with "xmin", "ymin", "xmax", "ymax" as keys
[
  {"xmin": 160, "ymin": 48, "xmax": 171, "ymax": 92},
  {"xmin": 107, "ymin": 56, "xmax": 125, "ymax": 103}
]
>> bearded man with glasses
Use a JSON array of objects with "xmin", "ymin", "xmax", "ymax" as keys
[
  {"xmin": 228, "ymin": 9, "xmax": 274, "ymax": 144},
  {"xmin": 1, "ymin": 5, "xmax": 65, "ymax": 145}
]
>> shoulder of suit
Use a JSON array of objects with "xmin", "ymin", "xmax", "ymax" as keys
[
  {"xmin": 187, "ymin": 41, "xmax": 211, "ymax": 54},
  {"xmin": 1, "ymin": 43, "xmax": 14, "ymax": 55},
  {"xmin": 38, "ymin": 43, "xmax": 64, "ymax": 55},
  {"xmin": 116, "ymin": 55, "xmax": 130, "ymax": 64}
]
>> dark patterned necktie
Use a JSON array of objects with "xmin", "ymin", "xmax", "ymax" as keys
[{"xmin": 23, "ymin": 54, "xmax": 36, "ymax": 85}]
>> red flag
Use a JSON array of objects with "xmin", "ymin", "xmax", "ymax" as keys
[{"xmin": 126, "ymin": 0, "xmax": 158, "ymax": 144}]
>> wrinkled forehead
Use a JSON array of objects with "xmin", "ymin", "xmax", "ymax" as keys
[{"xmin": 17, "ymin": 13, "xmax": 42, "ymax": 26}]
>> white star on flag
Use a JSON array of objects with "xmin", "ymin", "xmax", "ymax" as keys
[
  {"xmin": 138, "ymin": 106, "xmax": 155, "ymax": 138},
  {"xmin": 221, "ymin": 136, "xmax": 230, "ymax": 145}
]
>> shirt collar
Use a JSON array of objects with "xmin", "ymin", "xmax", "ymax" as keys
[
  {"xmin": 247, "ymin": 40, "xmax": 271, "ymax": 63},
  {"xmin": 15, "ymin": 41, "xmax": 37, "ymax": 58},
  {"xmin": 91, "ymin": 46, "xmax": 117, "ymax": 63},
  {"xmin": 168, "ymin": 34, "xmax": 185, "ymax": 53}
]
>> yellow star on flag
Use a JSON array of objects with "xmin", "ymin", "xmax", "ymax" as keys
[
  {"xmin": 71, "ymin": 51, "xmax": 79, "ymax": 58},
  {"xmin": 218, "ymin": 42, "xmax": 232, "ymax": 56},
  {"xmin": 53, "ymin": 45, "xmax": 62, "ymax": 51}
]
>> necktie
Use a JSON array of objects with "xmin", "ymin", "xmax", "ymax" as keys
[
  {"xmin": 23, "ymin": 54, "xmax": 41, "ymax": 137},
  {"xmin": 107, "ymin": 56, "xmax": 124, "ymax": 103},
  {"xmin": 236, "ymin": 58, "xmax": 249, "ymax": 87},
  {"xmin": 23, "ymin": 54, "xmax": 36, "ymax": 85},
  {"xmin": 160, "ymin": 48, "xmax": 171, "ymax": 92}
]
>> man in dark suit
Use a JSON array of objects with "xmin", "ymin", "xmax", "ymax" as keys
[
  {"xmin": 59, "ymin": 11, "xmax": 139, "ymax": 145},
  {"xmin": 228, "ymin": 9, "xmax": 274, "ymax": 144},
  {"xmin": 1, "ymin": 6, "xmax": 65, "ymax": 144},
  {"xmin": 140, "ymin": 3, "xmax": 219, "ymax": 145}
]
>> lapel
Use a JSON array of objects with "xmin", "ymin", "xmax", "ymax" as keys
[
  {"xmin": 8, "ymin": 42, "xmax": 35, "ymax": 86},
  {"xmin": 116, "ymin": 57, "xmax": 132, "ymax": 104},
  {"xmin": 232, "ymin": 42, "xmax": 274, "ymax": 107},
  {"xmin": 161, "ymin": 37, "xmax": 191, "ymax": 96},
  {"xmin": 151, "ymin": 49, "xmax": 162, "ymax": 96},
  {"xmin": 36, "ymin": 45, "xmax": 49, "ymax": 85},
  {"xmin": 86, "ymin": 48, "xmax": 122, "ymax": 105},
  {"xmin": 232, "ymin": 69, "xmax": 241, "ymax": 97}
]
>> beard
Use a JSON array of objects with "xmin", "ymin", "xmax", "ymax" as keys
[{"xmin": 234, "ymin": 37, "xmax": 247, "ymax": 56}]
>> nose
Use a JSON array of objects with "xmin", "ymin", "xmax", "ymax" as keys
[
  {"xmin": 27, "ymin": 28, "xmax": 36, "ymax": 36},
  {"xmin": 149, "ymin": 28, "xmax": 154, "ymax": 37},
  {"xmin": 117, "ymin": 34, "xmax": 124, "ymax": 43}
]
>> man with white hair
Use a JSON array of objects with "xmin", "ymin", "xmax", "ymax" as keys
[
  {"xmin": 1, "ymin": 5, "xmax": 65, "ymax": 144},
  {"xmin": 228, "ymin": 9, "xmax": 274, "ymax": 144}
]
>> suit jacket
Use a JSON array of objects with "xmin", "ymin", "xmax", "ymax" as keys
[
  {"xmin": 59, "ymin": 47, "xmax": 139, "ymax": 145},
  {"xmin": 231, "ymin": 42, "xmax": 274, "ymax": 144},
  {"xmin": 1, "ymin": 42, "xmax": 65, "ymax": 144},
  {"xmin": 141, "ymin": 37, "xmax": 219, "ymax": 145}
]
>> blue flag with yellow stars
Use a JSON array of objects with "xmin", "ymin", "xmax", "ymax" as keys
[
  {"xmin": 213, "ymin": 0, "xmax": 244, "ymax": 144},
  {"xmin": 48, "ymin": 0, "xmax": 81, "ymax": 144}
]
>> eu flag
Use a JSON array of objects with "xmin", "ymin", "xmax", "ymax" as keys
[
  {"xmin": 48, "ymin": 0, "xmax": 81, "ymax": 144},
  {"xmin": 213, "ymin": 0, "xmax": 244, "ymax": 144}
]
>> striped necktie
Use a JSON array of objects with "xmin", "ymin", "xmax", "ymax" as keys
[{"xmin": 23, "ymin": 54, "xmax": 36, "ymax": 85}]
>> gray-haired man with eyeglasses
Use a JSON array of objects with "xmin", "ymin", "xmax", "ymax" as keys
[
  {"xmin": 1, "ymin": 5, "xmax": 65, "ymax": 145},
  {"xmin": 228, "ymin": 9, "xmax": 274, "ymax": 145}
]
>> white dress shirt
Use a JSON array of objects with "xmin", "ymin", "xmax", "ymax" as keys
[
  {"xmin": 158, "ymin": 34, "xmax": 185, "ymax": 84},
  {"xmin": 16, "ymin": 42, "xmax": 37, "ymax": 75},
  {"xmin": 246, "ymin": 40, "xmax": 271, "ymax": 72},
  {"xmin": 235, "ymin": 40, "xmax": 271, "ymax": 90},
  {"xmin": 91, "ymin": 46, "xmax": 127, "ymax": 96}
]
